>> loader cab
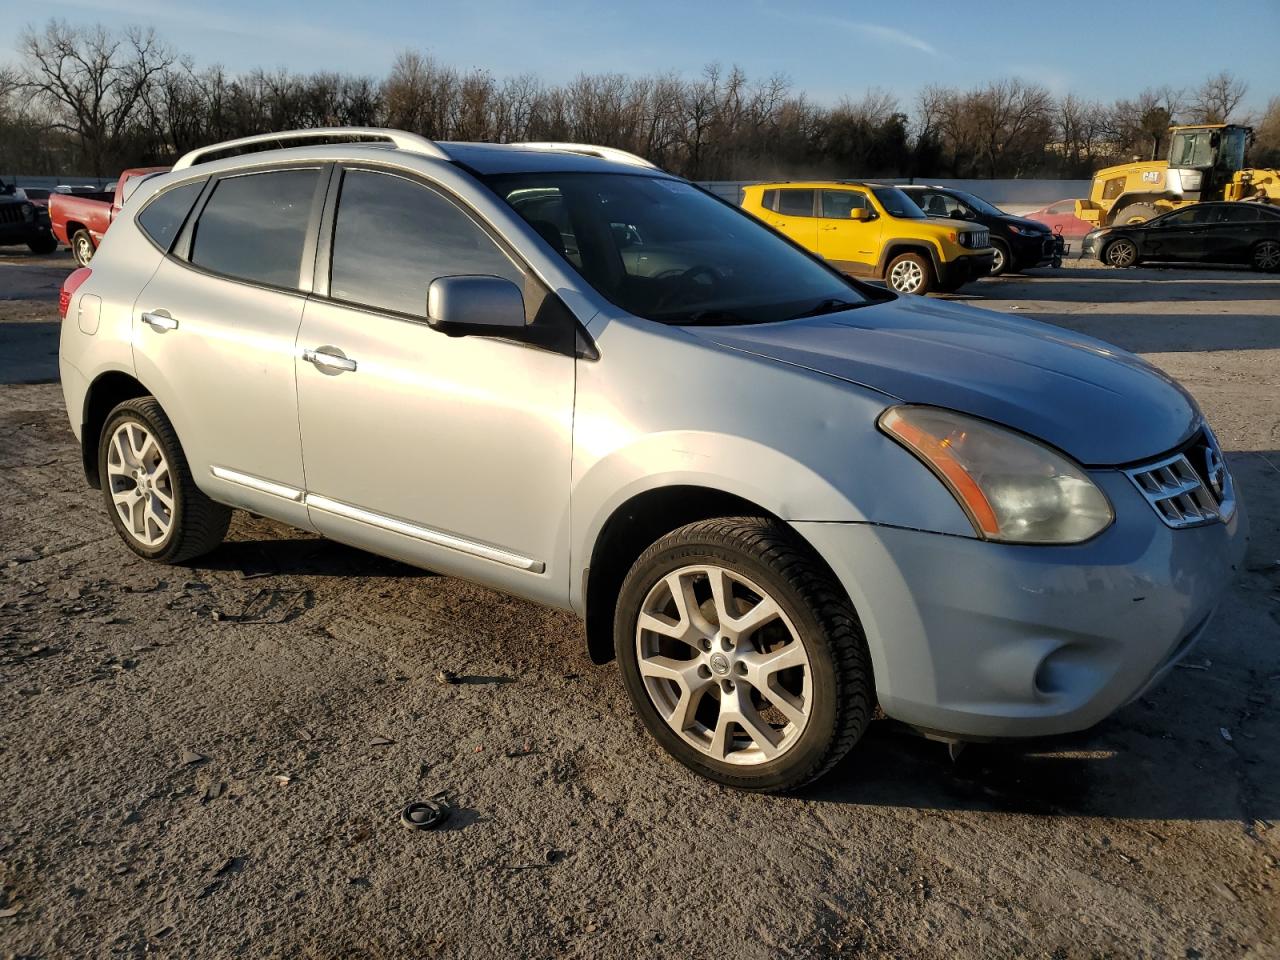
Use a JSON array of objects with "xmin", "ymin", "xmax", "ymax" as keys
[{"xmin": 1167, "ymin": 124, "xmax": 1251, "ymax": 201}]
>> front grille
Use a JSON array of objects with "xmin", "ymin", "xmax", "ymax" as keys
[
  {"xmin": 0, "ymin": 205, "xmax": 22, "ymax": 225},
  {"xmin": 1124, "ymin": 428, "xmax": 1236, "ymax": 529},
  {"xmin": 962, "ymin": 229, "xmax": 990, "ymax": 249}
]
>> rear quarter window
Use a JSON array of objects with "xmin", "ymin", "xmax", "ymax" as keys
[
  {"xmin": 137, "ymin": 179, "xmax": 206, "ymax": 253},
  {"xmin": 759, "ymin": 189, "xmax": 777, "ymax": 212}
]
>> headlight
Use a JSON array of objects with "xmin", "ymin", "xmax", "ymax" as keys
[
  {"xmin": 21, "ymin": 203, "xmax": 33, "ymax": 221},
  {"xmin": 879, "ymin": 405, "xmax": 1114, "ymax": 544}
]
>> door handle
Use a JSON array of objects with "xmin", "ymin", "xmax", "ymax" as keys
[
  {"xmin": 820, "ymin": 226, "xmax": 839, "ymax": 231},
  {"xmin": 141, "ymin": 311, "xmax": 178, "ymax": 332},
  {"xmin": 302, "ymin": 347, "xmax": 357, "ymax": 373}
]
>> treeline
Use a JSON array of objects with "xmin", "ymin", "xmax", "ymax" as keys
[{"xmin": 3, "ymin": 19, "xmax": 1278, "ymax": 180}]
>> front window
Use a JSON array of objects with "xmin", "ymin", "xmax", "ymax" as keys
[
  {"xmin": 1169, "ymin": 129, "xmax": 1219, "ymax": 169},
  {"xmin": 870, "ymin": 187, "xmax": 925, "ymax": 219},
  {"xmin": 952, "ymin": 190, "xmax": 1008, "ymax": 217},
  {"xmin": 485, "ymin": 173, "xmax": 869, "ymax": 325}
]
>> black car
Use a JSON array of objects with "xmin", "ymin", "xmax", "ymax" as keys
[
  {"xmin": 1083, "ymin": 201, "xmax": 1280, "ymax": 272},
  {"xmin": 901, "ymin": 185, "xmax": 1063, "ymax": 276},
  {"xmin": 0, "ymin": 180, "xmax": 58, "ymax": 254}
]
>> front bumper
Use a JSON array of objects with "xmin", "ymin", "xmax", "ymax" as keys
[
  {"xmin": 1082, "ymin": 232, "xmax": 1105, "ymax": 259},
  {"xmin": 939, "ymin": 252, "xmax": 995, "ymax": 287},
  {"xmin": 795, "ymin": 471, "xmax": 1248, "ymax": 740},
  {"xmin": 1011, "ymin": 232, "xmax": 1062, "ymax": 268}
]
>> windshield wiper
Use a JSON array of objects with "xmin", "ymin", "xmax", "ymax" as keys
[{"xmin": 787, "ymin": 298, "xmax": 864, "ymax": 320}]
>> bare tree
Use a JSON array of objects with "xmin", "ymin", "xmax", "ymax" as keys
[
  {"xmin": 1189, "ymin": 70, "xmax": 1247, "ymax": 124},
  {"xmin": 20, "ymin": 19, "xmax": 175, "ymax": 174}
]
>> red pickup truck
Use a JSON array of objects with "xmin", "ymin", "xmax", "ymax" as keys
[{"xmin": 50, "ymin": 167, "xmax": 169, "ymax": 266}]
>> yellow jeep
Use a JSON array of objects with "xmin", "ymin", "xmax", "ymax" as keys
[{"xmin": 741, "ymin": 181, "xmax": 995, "ymax": 294}]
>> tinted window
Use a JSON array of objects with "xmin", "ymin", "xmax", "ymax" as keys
[
  {"xmin": 190, "ymin": 169, "xmax": 320, "ymax": 288},
  {"xmin": 487, "ymin": 172, "xmax": 867, "ymax": 326},
  {"xmin": 1158, "ymin": 207, "xmax": 1211, "ymax": 227},
  {"xmin": 820, "ymin": 190, "xmax": 868, "ymax": 218},
  {"xmin": 915, "ymin": 191, "xmax": 961, "ymax": 218},
  {"xmin": 777, "ymin": 189, "xmax": 815, "ymax": 217},
  {"xmin": 1210, "ymin": 205, "xmax": 1259, "ymax": 223},
  {"xmin": 137, "ymin": 179, "xmax": 205, "ymax": 252},
  {"xmin": 872, "ymin": 187, "xmax": 925, "ymax": 219},
  {"xmin": 329, "ymin": 170, "xmax": 522, "ymax": 317},
  {"xmin": 759, "ymin": 189, "xmax": 777, "ymax": 212}
]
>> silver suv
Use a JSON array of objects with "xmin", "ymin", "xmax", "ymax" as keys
[{"xmin": 58, "ymin": 128, "xmax": 1246, "ymax": 791}]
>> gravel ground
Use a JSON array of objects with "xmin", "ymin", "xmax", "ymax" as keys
[{"xmin": 1, "ymin": 249, "xmax": 1278, "ymax": 959}]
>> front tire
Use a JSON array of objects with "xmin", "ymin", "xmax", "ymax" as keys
[
  {"xmin": 885, "ymin": 252, "xmax": 934, "ymax": 295},
  {"xmin": 1252, "ymin": 239, "xmax": 1280, "ymax": 272},
  {"xmin": 27, "ymin": 233, "xmax": 58, "ymax": 255},
  {"xmin": 1111, "ymin": 202, "xmax": 1159, "ymax": 226},
  {"xmin": 988, "ymin": 239, "xmax": 1012, "ymax": 276},
  {"xmin": 98, "ymin": 397, "xmax": 231, "ymax": 564},
  {"xmin": 614, "ymin": 517, "xmax": 873, "ymax": 792},
  {"xmin": 71, "ymin": 229, "xmax": 95, "ymax": 267},
  {"xmin": 1103, "ymin": 237, "xmax": 1139, "ymax": 268}
]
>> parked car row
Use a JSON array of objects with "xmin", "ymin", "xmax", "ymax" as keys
[
  {"xmin": 1083, "ymin": 200, "xmax": 1280, "ymax": 271},
  {"xmin": 55, "ymin": 127, "xmax": 1245, "ymax": 791}
]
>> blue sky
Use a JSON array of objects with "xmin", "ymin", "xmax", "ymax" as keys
[{"xmin": 4, "ymin": 0, "xmax": 1278, "ymax": 114}]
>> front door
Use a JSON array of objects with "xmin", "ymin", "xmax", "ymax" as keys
[
  {"xmin": 295, "ymin": 167, "xmax": 575, "ymax": 606},
  {"xmin": 132, "ymin": 166, "xmax": 325, "ymax": 527},
  {"xmin": 816, "ymin": 188, "xmax": 881, "ymax": 275}
]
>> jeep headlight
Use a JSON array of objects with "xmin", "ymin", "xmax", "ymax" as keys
[
  {"xmin": 880, "ymin": 405, "xmax": 1113, "ymax": 544},
  {"xmin": 21, "ymin": 202, "xmax": 33, "ymax": 221}
]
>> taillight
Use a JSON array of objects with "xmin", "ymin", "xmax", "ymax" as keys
[{"xmin": 59, "ymin": 267, "xmax": 92, "ymax": 320}]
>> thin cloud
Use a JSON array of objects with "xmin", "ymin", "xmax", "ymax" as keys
[{"xmin": 844, "ymin": 21, "xmax": 937, "ymax": 56}]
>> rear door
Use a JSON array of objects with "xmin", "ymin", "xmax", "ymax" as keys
[
  {"xmin": 132, "ymin": 165, "xmax": 326, "ymax": 527},
  {"xmin": 1201, "ymin": 204, "xmax": 1263, "ymax": 262},
  {"xmin": 763, "ymin": 188, "xmax": 819, "ymax": 251},
  {"xmin": 816, "ymin": 188, "xmax": 881, "ymax": 275}
]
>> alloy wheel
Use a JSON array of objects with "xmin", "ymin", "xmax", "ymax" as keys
[
  {"xmin": 990, "ymin": 244, "xmax": 1005, "ymax": 274},
  {"xmin": 75, "ymin": 234, "xmax": 94, "ymax": 266},
  {"xmin": 635, "ymin": 564, "xmax": 813, "ymax": 765},
  {"xmin": 1106, "ymin": 239, "xmax": 1137, "ymax": 267},
  {"xmin": 106, "ymin": 420, "xmax": 175, "ymax": 547},
  {"xmin": 1254, "ymin": 240, "xmax": 1280, "ymax": 271},
  {"xmin": 889, "ymin": 259, "xmax": 924, "ymax": 293}
]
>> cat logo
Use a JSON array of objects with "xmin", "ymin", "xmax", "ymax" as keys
[{"xmin": 1141, "ymin": 170, "xmax": 1162, "ymax": 184}]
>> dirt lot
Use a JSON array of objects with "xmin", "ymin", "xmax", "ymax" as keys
[{"xmin": 1, "ymin": 249, "xmax": 1278, "ymax": 959}]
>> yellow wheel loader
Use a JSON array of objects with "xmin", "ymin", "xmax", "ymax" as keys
[{"xmin": 1076, "ymin": 124, "xmax": 1280, "ymax": 227}]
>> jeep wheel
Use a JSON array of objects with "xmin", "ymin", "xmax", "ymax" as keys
[
  {"xmin": 27, "ymin": 233, "xmax": 58, "ymax": 255},
  {"xmin": 886, "ymin": 252, "xmax": 933, "ymax": 295},
  {"xmin": 615, "ymin": 517, "xmax": 873, "ymax": 792},
  {"xmin": 1103, "ymin": 237, "xmax": 1138, "ymax": 268},
  {"xmin": 71, "ymin": 229, "xmax": 95, "ymax": 267},
  {"xmin": 988, "ymin": 239, "xmax": 1012, "ymax": 276},
  {"xmin": 1252, "ymin": 239, "xmax": 1280, "ymax": 272},
  {"xmin": 99, "ymin": 397, "xmax": 231, "ymax": 564}
]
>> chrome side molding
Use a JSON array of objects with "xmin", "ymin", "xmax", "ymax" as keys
[{"xmin": 210, "ymin": 466, "xmax": 304, "ymax": 502}]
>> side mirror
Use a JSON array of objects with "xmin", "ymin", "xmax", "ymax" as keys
[
  {"xmin": 848, "ymin": 207, "xmax": 870, "ymax": 222},
  {"xmin": 427, "ymin": 275, "xmax": 526, "ymax": 336}
]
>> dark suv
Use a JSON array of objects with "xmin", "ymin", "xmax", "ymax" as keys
[
  {"xmin": 901, "ymin": 185, "xmax": 1062, "ymax": 276},
  {"xmin": 0, "ymin": 180, "xmax": 58, "ymax": 254}
]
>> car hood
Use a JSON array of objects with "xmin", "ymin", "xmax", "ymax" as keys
[
  {"xmin": 695, "ymin": 297, "xmax": 1198, "ymax": 466},
  {"xmin": 1005, "ymin": 214, "xmax": 1050, "ymax": 233}
]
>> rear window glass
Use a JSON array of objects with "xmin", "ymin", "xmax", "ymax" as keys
[
  {"xmin": 190, "ymin": 169, "xmax": 320, "ymax": 288},
  {"xmin": 137, "ymin": 180, "xmax": 205, "ymax": 252},
  {"xmin": 777, "ymin": 189, "xmax": 815, "ymax": 217},
  {"xmin": 759, "ymin": 189, "xmax": 777, "ymax": 212}
]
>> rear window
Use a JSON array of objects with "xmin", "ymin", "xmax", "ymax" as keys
[
  {"xmin": 137, "ymin": 179, "xmax": 205, "ymax": 252},
  {"xmin": 190, "ymin": 168, "xmax": 320, "ymax": 289},
  {"xmin": 777, "ymin": 189, "xmax": 815, "ymax": 217}
]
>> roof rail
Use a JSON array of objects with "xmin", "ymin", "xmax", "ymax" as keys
[
  {"xmin": 172, "ymin": 127, "xmax": 449, "ymax": 170},
  {"xmin": 511, "ymin": 142, "xmax": 658, "ymax": 170}
]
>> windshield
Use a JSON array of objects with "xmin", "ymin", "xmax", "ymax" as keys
[
  {"xmin": 1169, "ymin": 130, "xmax": 1217, "ymax": 169},
  {"xmin": 871, "ymin": 186, "xmax": 925, "ymax": 219},
  {"xmin": 953, "ymin": 190, "xmax": 1008, "ymax": 217},
  {"xmin": 485, "ymin": 172, "xmax": 870, "ymax": 325}
]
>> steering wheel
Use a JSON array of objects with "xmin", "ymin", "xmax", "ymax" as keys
[{"xmin": 652, "ymin": 264, "xmax": 721, "ymax": 310}]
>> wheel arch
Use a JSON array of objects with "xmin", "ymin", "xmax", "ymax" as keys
[
  {"xmin": 81, "ymin": 370, "xmax": 152, "ymax": 488},
  {"xmin": 581, "ymin": 484, "xmax": 849, "ymax": 665},
  {"xmin": 876, "ymin": 240, "xmax": 941, "ymax": 279}
]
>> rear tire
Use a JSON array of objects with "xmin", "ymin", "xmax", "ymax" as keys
[
  {"xmin": 614, "ymin": 517, "xmax": 873, "ymax": 792},
  {"xmin": 1111, "ymin": 202, "xmax": 1159, "ymax": 226},
  {"xmin": 98, "ymin": 397, "xmax": 231, "ymax": 564},
  {"xmin": 27, "ymin": 233, "xmax": 57, "ymax": 255},
  {"xmin": 71, "ymin": 229, "xmax": 95, "ymax": 267},
  {"xmin": 988, "ymin": 239, "xmax": 1012, "ymax": 276},
  {"xmin": 885, "ymin": 252, "xmax": 934, "ymax": 295},
  {"xmin": 1251, "ymin": 239, "xmax": 1280, "ymax": 272}
]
